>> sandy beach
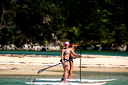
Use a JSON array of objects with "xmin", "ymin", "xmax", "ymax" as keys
[{"xmin": 0, "ymin": 54, "xmax": 128, "ymax": 76}]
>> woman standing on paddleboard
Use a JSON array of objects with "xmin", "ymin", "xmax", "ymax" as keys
[
  {"xmin": 61, "ymin": 41, "xmax": 81, "ymax": 83},
  {"xmin": 68, "ymin": 41, "xmax": 83, "ymax": 79}
]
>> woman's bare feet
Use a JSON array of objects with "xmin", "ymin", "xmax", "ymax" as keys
[
  {"xmin": 68, "ymin": 77, "xmax": 74, "ymax": 79},
  {"xmin": 61, "ymin": 81, "xmax": 68, "ymax": 83}
]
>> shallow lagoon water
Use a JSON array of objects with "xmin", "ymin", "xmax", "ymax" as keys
[
  {"xmin": 0, "ymin": 71, "xmax": 128, "ymax": 85},
  {"xmin": 0, "ymin": 50, "xmax": 128, "ymax": 85},
  {"xmin": 0, "ymin": 50, "xmax": 128, "ymax": 57}
]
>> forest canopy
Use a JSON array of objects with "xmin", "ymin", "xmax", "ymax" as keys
[{"xmin": 0, "ymin": 0, "xmax": 127, "ymax": 47}]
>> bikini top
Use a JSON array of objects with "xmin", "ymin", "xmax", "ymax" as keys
[{"xmin": 63, "ymin": 48, "xmax": 70, "ymax": 54}]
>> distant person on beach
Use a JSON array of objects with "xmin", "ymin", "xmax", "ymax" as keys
[
  {"xmin": 51, "ymin": 33, "xmax": 58, "ymax": 46},
  {"xmin": 68, "ymin": 41, "xmax": 83, "ymax": 79},
  {"xmin": 61, "ymin": 41, "xmax": 81, "ymax": 83}
]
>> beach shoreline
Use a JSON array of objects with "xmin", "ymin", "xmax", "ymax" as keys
[{"xmin": 0, "ymin": 54, "xmax": 128, "ymax": 76}]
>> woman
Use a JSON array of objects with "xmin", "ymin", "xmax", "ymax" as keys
[
  {"xmin": 61, "ymin": 41, "xmax": 81, "ymax": 83},
  {"xmin": 68, "ymin": 41, "xmax": 83, "ymax": 79}
]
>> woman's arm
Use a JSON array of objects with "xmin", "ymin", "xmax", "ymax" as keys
[
  {"xmin": 61, "ymin": 49, "xmax": 65, "ymax": 63},
  {"xmin": 70, "ymin": 48, "xmax": 81, "ymax": 58},
  {"xmin": 73, "ymin": 41, "xmax": 83, "ymax": 47}
]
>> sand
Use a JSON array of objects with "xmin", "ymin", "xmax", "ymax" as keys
[{"xmin": 0, "ymin": 54, "xmax": 128, "ymax": 76}]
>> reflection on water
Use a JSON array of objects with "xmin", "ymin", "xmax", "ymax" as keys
[{"xmin": 0, "ymin": 72, "xmax": 128, "ymax": 85}]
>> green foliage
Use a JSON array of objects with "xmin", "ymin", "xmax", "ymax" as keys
[{"xmin": 0, "ymin": 0, "xmax": 127, "ymax": 46}]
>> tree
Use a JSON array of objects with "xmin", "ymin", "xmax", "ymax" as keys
[{"xmin": 0, "ymin": 0, "xmax": 127, "ymax": 48}]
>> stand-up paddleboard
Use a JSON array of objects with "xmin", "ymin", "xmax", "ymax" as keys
[
  {"xmin": 36, "ymin": 78, "xmax": 116, "ymax": 82},
  {"xmin": 25, "ymin": 82, "xmax": 106, "ymax": 85}
]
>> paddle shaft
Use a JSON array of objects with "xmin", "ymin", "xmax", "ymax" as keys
[
  {"xmin": 37, "ymin": 56, "xmax": 79, "ymax": 74},
  {"xmin": 37, "ymin": 63, "xmax": 61, "ymax": 74},
  {"xmin": 37, "ymin": 47, "xmax": 82, "ymax": 74},
  {"xmin": 79, "ymin": 47, "xmax": 82, "ymax": 82}
]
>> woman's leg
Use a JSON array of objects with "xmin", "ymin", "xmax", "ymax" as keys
[
  {"xmin": 68, "ymin": 60, "xmax": 74, "ymax": 79},
  {"xmin": 61, "ymin": 62, "xmax": 69, "ymax": 83}
]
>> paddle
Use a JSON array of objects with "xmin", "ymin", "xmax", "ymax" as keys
[
  {"xmin": 79, "ymin": 47, "xmax": 82, "ymax": 82},
  {"xmin": 37, "ymin": 57, "xmax": 79, "ymax": 74},
  {"xmin": 37, "ymin": 47, "xmax": 82, "ymax": 74},
  {"xmin": 37, "ymin": 63, "xmax": 61, "ymax": 74}
]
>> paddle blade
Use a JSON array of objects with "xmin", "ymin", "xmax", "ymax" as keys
[
  {"xmin": 37, "ymin": 63, "xmax": 61, "ymax": 74},
  {"xmin": 37, "ymin": 68, "xmax": 47, "ymax": 74}
]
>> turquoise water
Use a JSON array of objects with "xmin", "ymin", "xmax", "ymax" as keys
[
  {"xmin": 0, "ymin": 50, "xmax": 128, "ymax": 56},
  {"xmin": 0, "ymin": 50, "xmax": 128, "ymax": 85},
  {"xmin": 0, "ymin": 71, "xmax": 128, "ymax": 85}
]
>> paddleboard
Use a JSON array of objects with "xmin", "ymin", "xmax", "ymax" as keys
[
  {"xmin": 25, "ymin": 82, "xmax": 106, "ymax": 85},
  {"xmin": 36, "ymin": 78, "xmax": 116, "ymax": 82}
]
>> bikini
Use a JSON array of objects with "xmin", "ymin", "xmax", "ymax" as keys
[
  {"xmin": 60, "ymin": 49, "xmax": 70, "ymax": 62},
  {"xmin": 61, "ymin": 49, "xmax": 70, "ymax": 81},
  {"xmin": 69, "ymin": 56, "xmax": 74, "ymax": 62},
  {"xmin": 63, "ymin": 58, "xmax": 69, "ymax": 62},
  {"xmin": 64, "ymin": 49, "xmax": 70, "ymax": 54}
]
